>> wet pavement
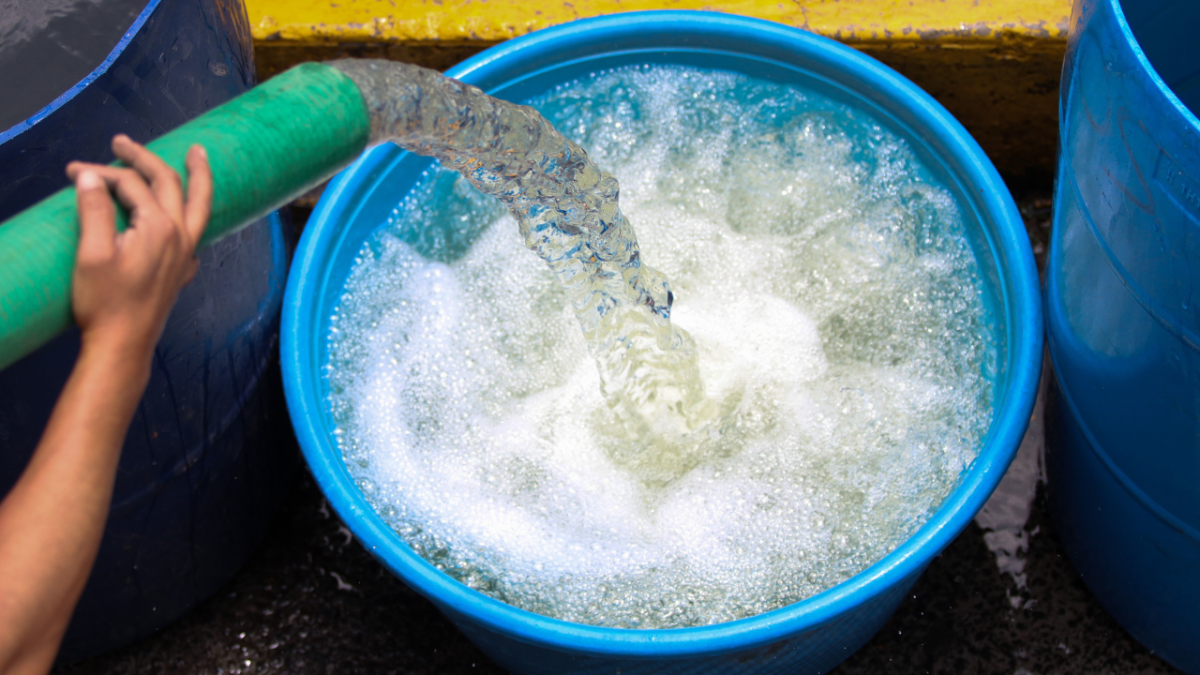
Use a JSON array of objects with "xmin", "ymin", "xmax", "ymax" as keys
[{"xmin": 53, "ymin": 192, "xmax": 1185, "ymax": 675}]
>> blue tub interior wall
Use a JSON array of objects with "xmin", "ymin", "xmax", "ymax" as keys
[
  {"xmin": 0, "ymin": 0, "xmax": 296, "ymax": 662},
  {"xmin": 1047, "ymin": 0, "xmax": 1200, "ymax": 671}
]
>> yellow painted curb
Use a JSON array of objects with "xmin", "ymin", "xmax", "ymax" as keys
[
  {"xmin": 247, "ymin": 0, "xmax": 1067, "ymax": 45},
  {"xmin": 247, "ymin": 0, "xmax": 1071, "ymax": 183}
]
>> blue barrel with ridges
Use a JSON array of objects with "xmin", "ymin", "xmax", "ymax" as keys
[
  {"xmin": 0, "ymin": 0, "xmax": 294, "ymax": 662},
  {"xmin": 1047, "ymin": 0, "xmax": 1200, "ymax": 671},
  {"xmin": 283, "ymin": 11, "xmax": 1041, "ymax": 674}
]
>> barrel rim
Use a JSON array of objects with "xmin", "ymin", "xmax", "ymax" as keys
[
  {"xmin": 283, "ymin": 9, "xmax": 1043, "ymax": 659},
  {"xmin": 1106, "ymin": 0, "xmax": 1200, "ymax": 134},
  {"xmin": 0, "ymin": 0, "xmax": 162, "ymax": 144}
]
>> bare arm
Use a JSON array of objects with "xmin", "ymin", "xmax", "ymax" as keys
[{"xmin": 0, "ymin": 136, "xmax": 211, "ymax": 675}]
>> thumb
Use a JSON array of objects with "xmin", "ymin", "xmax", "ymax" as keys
[{"xmin": 75, "ymin": 170, "xmax": 117, "ymax": 262}]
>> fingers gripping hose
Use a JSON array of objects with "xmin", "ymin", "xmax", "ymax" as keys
[{"xmin": 0, "ymin": 63, "xmax": 371, "ymax": 371}]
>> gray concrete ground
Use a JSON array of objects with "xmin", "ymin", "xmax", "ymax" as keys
[{"xmin": 52, "ymin": 193, "xmax": 1185, "ymax": 675}]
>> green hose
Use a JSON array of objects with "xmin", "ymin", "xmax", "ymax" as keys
[{"xmin": 0, "ymin": 62, "xmax": 371, "ymax": 371}]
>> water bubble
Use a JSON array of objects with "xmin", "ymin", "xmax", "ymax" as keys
[{"xmin": 326, "ymin": 63, "xmax": 994, "ymax": 629}]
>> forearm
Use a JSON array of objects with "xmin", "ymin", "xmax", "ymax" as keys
[
  {"xmin": 0, "ymin": 138, "xmax": 211, "ymax": 674},
  {"xmin": 0, "ymin": 338, "xmax": 151, "ymax": 674}
]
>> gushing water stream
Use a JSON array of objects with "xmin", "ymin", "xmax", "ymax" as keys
[{"xmin": 334, "ymin": 60, "xmax": 718, "ymax": 475}]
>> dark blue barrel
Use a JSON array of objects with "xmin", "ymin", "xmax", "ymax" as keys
[
  {"xmin": 1047, "ymin": 0, "xmax": 1200, "ymax": 671},
  {"xmin": 0, "ymin": 0, "xmax": 294, "ymax": 662}
]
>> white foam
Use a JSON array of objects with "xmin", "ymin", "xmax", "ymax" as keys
[{"xmin": 327, "ymin": 65, "xmax": 996, "ymax": 628}]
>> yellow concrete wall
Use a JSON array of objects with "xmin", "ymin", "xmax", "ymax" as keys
[
  {"xmin": 247, "ymin": 0, "xmax": 1066, "ymax": 44},
  {"xmin": 246, "ymin": 0, "xmax": 1071, "ymax": 184}
]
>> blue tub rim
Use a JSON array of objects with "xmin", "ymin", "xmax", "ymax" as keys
[
  {"xmin": 0, "ymin": 0, "xmax": 162, "ymax": 145},
  {"xmin": 283, "ymin": 9, "xmax": 1043, "ymax": 659}
]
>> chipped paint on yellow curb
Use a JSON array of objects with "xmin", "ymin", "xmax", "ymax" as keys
[{"xmin": 247, "ymin": 0, "xmax": 1069, "ymax": 46}]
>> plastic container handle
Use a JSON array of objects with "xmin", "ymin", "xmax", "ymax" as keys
[{"xmin": 0, "ymin": 62, "xmax": 370, "ymax": 371}]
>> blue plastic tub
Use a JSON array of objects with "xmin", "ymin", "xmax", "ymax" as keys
[
  {"xmin": 0, "ymin": 0, "xmax": 294, "ymax": 662},
  {"xmin": 1047, "ymin": 0, "xmax": 1200, "ymax": 671},
  {"xmin": 283, "ymin": 12, "xmax": 1042, "ymax": 674}
]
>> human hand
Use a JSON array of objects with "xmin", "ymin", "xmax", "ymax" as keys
[{"xmin": 65, "ymin": 134, "xmax": 212, "ymax": 363}]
